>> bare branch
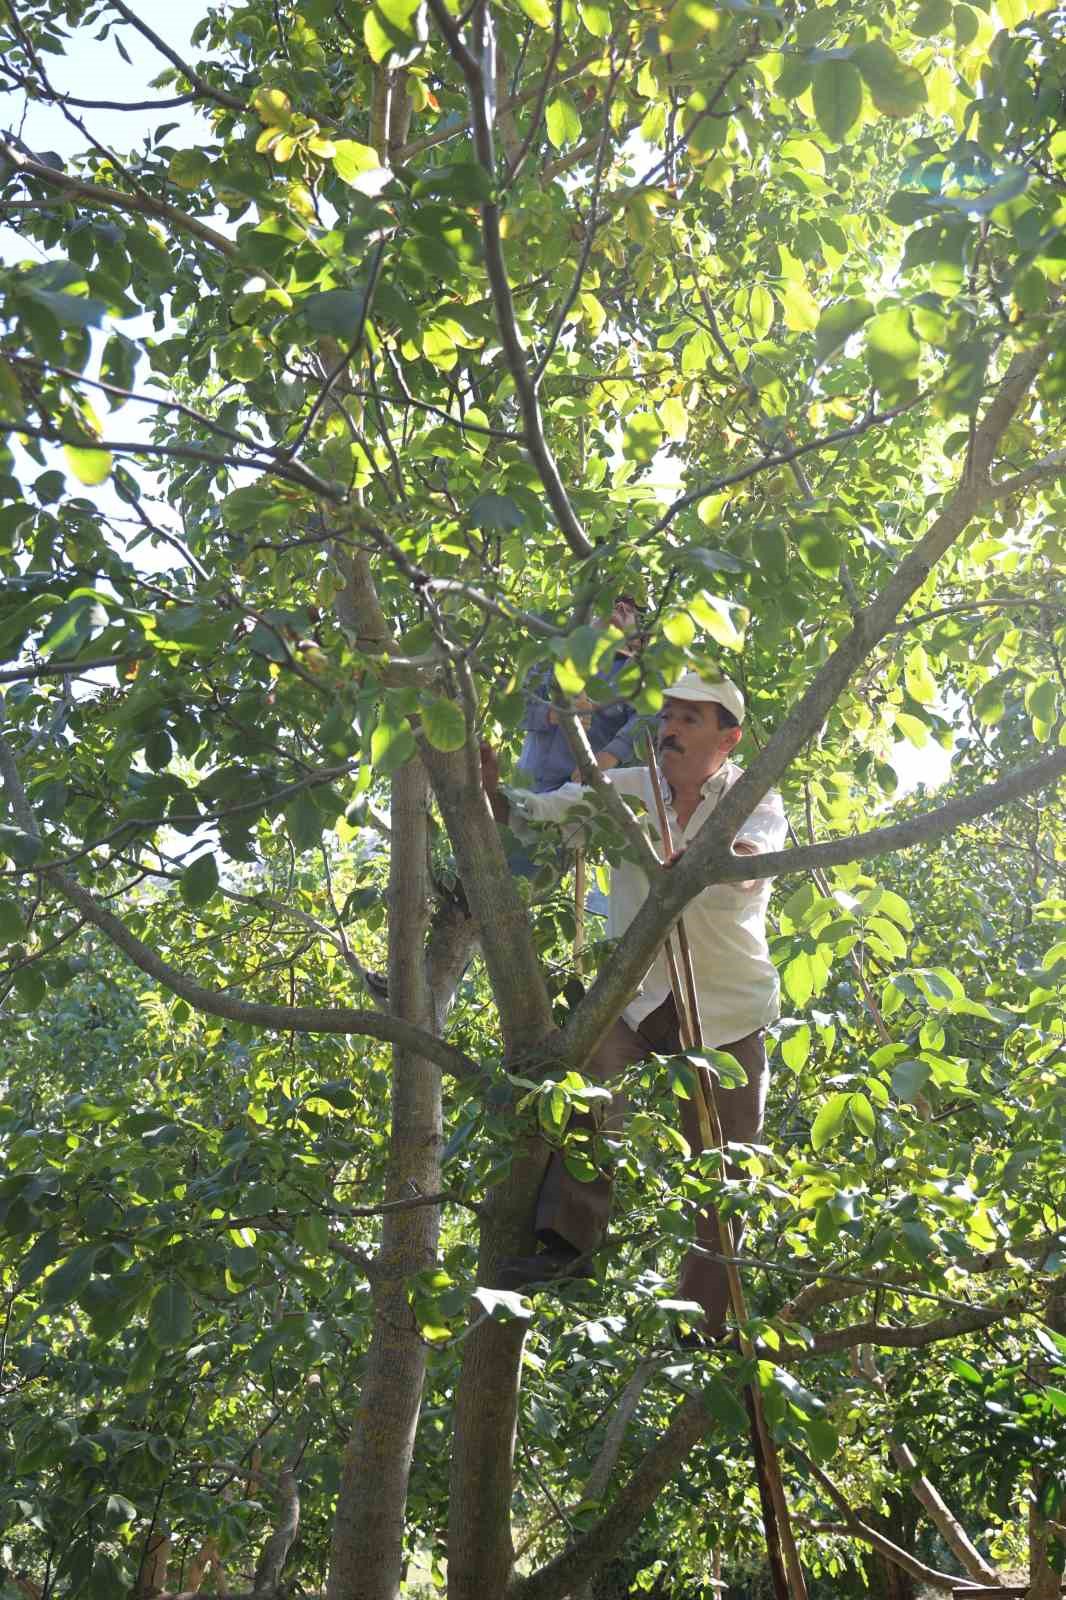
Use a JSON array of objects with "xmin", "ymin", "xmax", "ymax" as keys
[
  {"xmin": 648, "ymin": 397, "xmax": 926, "ymax": 537},
  {"xmin": 502, "ymin": 0, "xmax": 564, "ymax": 187},
  {"xmin": 790, "ymin": 1450, "xmax": 983, "ymax": 1594},
  {"xmin": 105, "ymin": 0, "xmax": 247, "ymax": 111},
  {"xmin": 781, "ymin": 1232, "xmax": 1063, "ymax": 1323},
  {"xmin": 990, "ymin": 447, "xmax": 1066, "ymax": 499},
  {"xmin": 393, "ymin": 51, "xmax": 601, "ymax": 163},
  {"xmin": 4, "ymin": 419, "xmax": 343, "ymax": 500},
  {"xmin": 693, "ymin": 744, "xmax": 1066, "ymax": 887},
  {"xmin": 807, "ymin": 1297, "xmax": 1023, "ymax": 1356},
  {"xmin": 423, "ymin": 0, "xmax": 593, "ymax": 561},
  {"xmin": 0, "ymin": 654, "xmax": 144, "ymax": 684}
]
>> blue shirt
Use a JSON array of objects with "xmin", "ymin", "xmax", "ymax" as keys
[{"xmin": 517, "ymin": 653, "xmax": 645, "ymax": 793}]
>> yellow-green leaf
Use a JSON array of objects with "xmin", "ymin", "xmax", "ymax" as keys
[
  {"xmin": 904, "ymin": 644, "xmax": 936, "ymax": 704},
  {"xmin": 250, "ymin": 87, "xmax": 292, "ymax": 126},
  {"xmin": 855, "ymin": 40, "xmax": 927, "ymax": 117},
  {"xmin": 64, "ymin": 444, "xmax": 112, "ymax": 486},
  {"xmin": 545, "ymin": 94, "xmax": 582, "ymax": 150},
  {"xmin": 421, "ymin": 695, "xmax": 468, "ymax": 752},
  {"xmin": 749, "ymin": 285, "xmax": 775, "ymax": 338},
  {"xmin": 781, "ymin": 279, "xmax": 820, "ymax": 333}
]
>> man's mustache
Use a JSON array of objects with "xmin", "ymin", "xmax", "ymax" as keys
[{"xmin": 659, "ymin": 736, "xmax": 683, "ymax": 752}]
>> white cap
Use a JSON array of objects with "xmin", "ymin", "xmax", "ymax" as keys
[{"xmin": 664, "ymin": 669, "xmax": 745, "ymax": 724}]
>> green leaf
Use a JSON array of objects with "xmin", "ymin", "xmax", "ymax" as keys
[
  {"xmin": 370, "ymin": 715, "xmax": 416, "ymax": 775},
  {"xmin": 469, "ymin": 492, "xmax": 524, "ymax": 529},
  {"xmin": 749, "ymin": 285, "xmax": 775, "ymax": 338},
  {"xmin": 811, "ymin": 1091, "xmax": 851, "ymax": 1151},
  {"xmin": 517, "ymin": 0, "xmax": 554, "ymax": 23},
  {"xmin": 42, "ymin": 1245, "xmax": 100, "ymax": 1308},
  {"xmin": 421, "ymin": 695, "xmax": 468, "ymax": 752},
  {"xmin": 364, "ymin": 1, "xmax": 426, "ymax": 64},
  {"xmin": 126, "ymin": 1334, "xmax": 159, "ymax": 1392},
  {"xmin": 904, "ymin": 644, "xmax": 936, "ymax": 704},
  {"xmin": 849, "ymin": 1092, "xmax": 875, "ymax": 1136},
  {"xmin": 780, "ymin": 279, "xmax": 819, "ymax": 333},
  {"xmin": 891, "ymin": 1058, "xmax": 931, "ymax": 1102},
  {"xmin": 855, "ymin": 41, "xmax": 927, "ymax": 117},
  {"xmin": 579, "ymin": 0, "xmax": 612, "ymax": 34},
  {"xmin": 0, "ymin": 894, "xmax": 26, "ymax": 942},
  {"xmin": 149, "ymin": 1280, "xmax": 193, "ymax": 1347},
  {"xmin": 780, "ymin": 1025, "xmax": 811, "ymax": 1072},
  {"xmin": 285, "ymin": 788, "xmax": 325, "ymax": 852},
  {"xmin": 0, "ymin": 825, "xmax": 43, "ymax": 868},
  {"xmin": 793, "ymin": 520, "xmax": 841, "ymax": 579},
  {"xmin": 472, "ymin": 1287, "xmax": 534, "ymax": 1322},
  {"xmin": 545, "ymin": 94, "xmax": 582, "ymax": 151},
  {"xmin": 295, "ymin": 1213, "xmax": 330, "ymax": 1253},
  {"xmin": 815, "ymin": 297, "xmax": 873, "ymax": 362},
  {"xmin": 333, "ymin": 140, "xmax": 383, "ymax": 185},
  {"xmin": 803, "ymin": 1416, "xmax": 839, "ymax": 1461},
  {"xmin": 16, "ymin": 1228, "xmax": 63, "ymax": 1291},
  {"xmin": 911, "ymin": 0, "xmax": 951, "ymax": 32},
  {"xmin": 180, "ymin": 851, "xmax": 219, "ymax": 908},
  {"xmin": 701, "ymin": 1375, "xmax": 749, "ymax": 1435},
  {"xmin": 302, "ymin": 289, "xmax": 366, "ymax": 336},
  {"xmin": 865, "ymin": 307, "xmax": 921, "ymax": 399},
  {"xmin": 812, "ymin": 60, "xmax": 863, "ymax": 142}
]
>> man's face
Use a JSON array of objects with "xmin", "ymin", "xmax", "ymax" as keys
[
  {"xmin": 610, "ymin": 596, "xmax": 638, "ymax": 632},
  {"xmin": 657, "ymin": 697, "xmax": 741, "ymax": 783}
]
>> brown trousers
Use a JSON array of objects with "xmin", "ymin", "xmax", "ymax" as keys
[{"xmin": 536, "ymin": 995, "xmax": 768, "ymax": 1334}]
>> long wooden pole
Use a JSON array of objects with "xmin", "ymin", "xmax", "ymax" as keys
[{"xmin": 645, "ymin": 736, "xmax": 808, "ymax": 1600}]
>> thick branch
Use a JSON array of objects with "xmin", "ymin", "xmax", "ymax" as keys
[
  {"xmin": 0, "ymin": 137, "xmax": 239, "ymax": 258},
  {"xmin": 686, "ymin": 745, "xmax": 1066, "ymax": 887},
  {"xmin": 808, "ymin": 1298, "xmax": 1022, "ymax": 1356},
  {"xmin": 0, "ymin": 734, "xmax": 478, "ymax": 1076},
  {"xmin": 854, "ymin": 1346, "xmax": 1004, "ymax": 1586},
  {"xmin": 509, "ymin": 1395, "xmax": 710, "ymax": 1600},
  {"xmin": 5, "ymin": 418, "xmax": 341, "ymax": 500},
  {"xmin": 792, "ymin": 1451, "xmax": 982, "ymax": 1594},
  {"xmin": 782, "ymin": 1232, "xmax": 1063, "ymax": 1323},
  {"xmin": 562, "ymin": 340, "xmax": 1051, "ymax": 1065}
]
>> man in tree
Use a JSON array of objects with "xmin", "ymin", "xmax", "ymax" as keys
[
  {"xmin": 484, "ymin": 671, "xmax": 787, "ymax": 1338},
  {"xmin": 517, "ymin": 595, "xmax": 646, "ymax": 792}
]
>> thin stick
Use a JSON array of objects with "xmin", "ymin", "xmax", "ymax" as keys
[
  {"xmin": 574, "ymin": 848, "xmax": 586, "ymax": 974},
  {"xmin": 645, "ymin": 734, "xmax": 808, "ymax": 1600}
]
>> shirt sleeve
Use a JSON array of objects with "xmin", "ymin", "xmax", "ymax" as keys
[
  {"xmin": 504, "ymin": 764, "xmax": 650, "ymax": 825},
  {"xmin": 520, "ymin": 666, "xmax": 556, "ymax": 733},
  {"xmin": 600, "ymin": 709, "xmax": 646, "ymax": 767},
  {"xmin": 735, "ymin": 786, "xmax": 788, "ymax": 854}
]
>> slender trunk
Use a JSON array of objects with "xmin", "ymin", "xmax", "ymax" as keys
[
  {"xmin": 418, "ymin": 739, "xmax": 559, "ymax": 1600},
  {"xmin": 327, "ymin": 762, "xmax": 440, "ymax": 1600}
]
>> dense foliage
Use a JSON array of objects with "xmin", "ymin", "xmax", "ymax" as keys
[{"xmin": 0, "ymin": 0, "xmax": 1064, "ymax": 1595}]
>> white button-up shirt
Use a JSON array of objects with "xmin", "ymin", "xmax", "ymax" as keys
[{"xmin": 507, "ymin": 761, "xmax": 788, "ymax": 1047}]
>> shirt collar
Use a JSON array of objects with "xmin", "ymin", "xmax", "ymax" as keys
[{"xmin": 699, "ymin": 759, "xmax": 737, "ymax": 800}]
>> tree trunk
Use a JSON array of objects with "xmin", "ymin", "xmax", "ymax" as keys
[
  {"xmin": 326, "ymin": 761, "xmax": 441, "ymax": 1600},
  {"xmin": 868, "ymin": 1497, "xmax": 918, "ymax": 1600}
]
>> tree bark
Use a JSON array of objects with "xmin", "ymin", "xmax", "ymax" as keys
[
  {"xmin": 419, "ymin": 739, "xmax": 558, "ymax": 1600},
  {"xmin": 326, "ymin": 760, "xmax": 442, "ymax": 1600}
]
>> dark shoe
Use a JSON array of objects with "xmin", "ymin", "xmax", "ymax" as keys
[
  {"xmin": 365, "ymin": 970, "xmax": 389, "ymax": 1003},
  {"xmin": 497, "ymin": 1247, "xmax": 594, "ymax": 1293},
  {"xmin": 672, "ymin": 1325, "xmax": 741, "ymax": 1353}
]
